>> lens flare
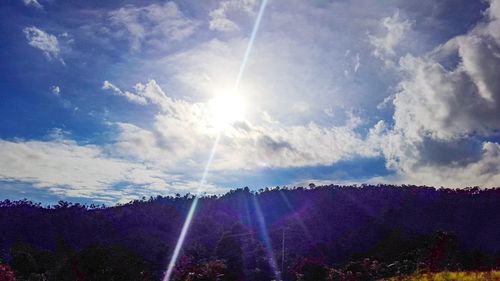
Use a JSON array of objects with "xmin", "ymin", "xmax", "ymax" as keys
[
  {"xmin": 162, "ymin": 1, "xmax": 269, "ymax": 280},
  {"xmin": 234, "ymin": 0, "xmax": 268, "ymax": 90},
  {"xmin": 279, "ymin": 191, "xmax": 313, "ymax": 241},
  {"xmin": 163, "ymin": 135, "xmax": 221, "ymax": 281},
  {"xmin": 252, "ymin": 195, "xmax": 282, "ymax": 281}
]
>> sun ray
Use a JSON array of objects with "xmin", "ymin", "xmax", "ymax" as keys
[
  {"xmin": 252, "ymin": 195, "xmax": 282, "ymax": 280},
  {"xmin": 162, "ymin": 1, "xmax": 269, "ymax": 280},
  {"xmin": 234, "ymin": 0, "xmax": 268, "ymax": 91},
  {"xmin": 163, "ymin": 134, "xmax": 221, "ymax": 281}
]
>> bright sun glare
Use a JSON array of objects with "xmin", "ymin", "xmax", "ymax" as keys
[{"xmin": 209, "ymin": 93, "xmax": 246, "ymax": 130}]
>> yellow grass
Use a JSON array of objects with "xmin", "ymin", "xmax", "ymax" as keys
[{"xmin": 387, "ymin": 271, "xmax": 500, "ymax": 281}]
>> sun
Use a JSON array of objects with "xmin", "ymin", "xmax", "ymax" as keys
[{"xmin": 209, "ymin": 92, "xmax": 246, "ymax": 130}]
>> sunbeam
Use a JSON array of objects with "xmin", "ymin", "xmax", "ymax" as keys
[
  {"xmin": 163, "ymin": 134, "xmax": 221, "ymax": 281},
  {"xmin": 252, "ymin": 195, "xmax": 282, "ymax": 281},
  {"xmin": 234, "ymin": 0, "xmax": 268, "ymax": 91},
  {"xmin": 162, "ymin": 1, "xmax": 269, "ymax": 280}
]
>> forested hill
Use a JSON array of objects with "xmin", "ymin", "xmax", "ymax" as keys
[{"xmin": 1, "ymin": 185, "xmax": 500, "ymax": 280}]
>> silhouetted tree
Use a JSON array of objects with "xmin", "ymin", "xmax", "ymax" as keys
[
  {"xmin": 54, "ymin": 244, "xmax": 154, "ymax": 281},
  {"xmin": 2, "ymin": 184, "xmax": 500, "ymax": 280},
  {"xmin": 215, "ymin": 225, "xmax": 245, "ymax": 281}
]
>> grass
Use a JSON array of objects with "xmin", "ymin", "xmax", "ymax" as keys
[{"xmin": 387, "ymin": 271, "xmax": 500, "ymax": 281}]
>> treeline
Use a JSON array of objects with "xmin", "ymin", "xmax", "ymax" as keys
[{"xmin": 1, "ymin": 184, "xmax": 500, "ymax": 280}]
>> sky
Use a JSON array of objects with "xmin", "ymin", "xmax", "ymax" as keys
[{"xmin": 1, "ymin": 0, "xmax": 500, "ymax": 205}]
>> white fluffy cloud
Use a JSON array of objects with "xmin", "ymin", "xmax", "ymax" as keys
[
  {"xmin": 369, "ymin": 10, "xmax": 413, "ymax": 64},
  {"xmin": 107, "ymin": 2, "xmax": 198, "ymax": 51},
  {"xmin": 23, "ymin": 26, "xmax": 63, "ymax": 63},
  {"xmin": 106, "ymin": 80, "xmax": 378, "ymax": 172},
  {"xmin": 4, "ymin": 76, "xmax": 333, "ymax": 202},
  {"xmin": 378, "ymin": 136, "xmax": 500, "ymax": 188},
  {"xmin": 374, "ymin": 0, "xmax": 500, "ymax": 187},
  {"xmin": 0, "ymin": 137, "xmax": 222, "ymax": 203},
  {"xmin": 393, "ymin": 0, "xmax": 500, "ymax": 141}
]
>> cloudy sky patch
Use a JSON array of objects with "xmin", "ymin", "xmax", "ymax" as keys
[{"xmin": 0, "ymin": 0, "xmax": 498, "ymax": 204}]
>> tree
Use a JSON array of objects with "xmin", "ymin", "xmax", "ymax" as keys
[
  {"xmin": 54, "ymin": 244, "xmax": 155, "ymax": 281},
  {"xmin": 10, "ymin": 244, "xmax": 38, "ymax": 279},
  {"xmin": 215, "ymin": 225, "xmax": 245, "ymax": 281},
  {"xmin": 292, "ymin": 257, "xmax": 328, "ymax": 281}
]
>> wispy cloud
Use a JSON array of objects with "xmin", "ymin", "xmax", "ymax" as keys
[
  {"xmin": 51, "ymin": 85, "xmax": 60, "ymax": 95},
  {"xmin": 23, "ymin": 26, "xmax": 64, "ymax": 64},
  {"xmin": 102, "ymin": 81, "xmax": 147, "ymax": 105},
  {"xmin": 107, "ymin": 2, "xmax": 198, "ymax": 51},
  {"xmin": 369, "ymin": 10, "xmax": 413, "ymax": 64},
  {"xmin": 209, "ymin": 0, "xmax": 258, "ymax": 32},
  {"xmin": 22, "ymin": 0, "xmax": 43, "ymax": 9}
]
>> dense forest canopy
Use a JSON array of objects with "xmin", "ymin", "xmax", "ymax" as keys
[{"xmin": 1, "ymin": 184, "xmax": 500, "ymax": 280}]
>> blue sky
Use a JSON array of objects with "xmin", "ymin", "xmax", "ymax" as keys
[{"xmin": 1, "ymin": 0, "xmax": 499, "ymax": 204}]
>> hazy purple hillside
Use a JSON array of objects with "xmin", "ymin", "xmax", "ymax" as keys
[{"xmin": 1, "ymin": 185, "xmax": 500, "ymax": 280}]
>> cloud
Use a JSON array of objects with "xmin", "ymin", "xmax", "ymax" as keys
[
  {"xmin": 104, "ymin": 80, "xmax": 215, "ymax": 170},
  {"xmin": 22, "ymin": 0, "xmax": 43, "ymax": 9},
  {"xmin": 209, "ymin": 0, "xmax": 258, "ymax": 32},
  {"xmin": 107, "ymin": 79, "xmax": 379, "ymax": 172},
  {"xmin": 212, "ymin": 118, "xmax": 379, "ymax": 170},
  {"xmin": 9, "ymin": 0, "xmax": 500, "ymax": 202},
  {"xmin": 51, "ymin": 85, "xmax": 60, "ymax": 95},
  {"xmin": 103, "ymin": 79, "xmax": 198, "ymax": 115},
  {"xmin": 373, "ymin": 0, "xmax": 500, "ymax": 187},
  {"xmin": 379, "ymin": 137, "xmax": 500, "ymax": 187},
  {"xmin": 23, "ymin": 26, "xmax": 63, "ymax": 63},
  {"xmin": 102, "ymin": 81, "xmax": 147, "ymax": 105},
  {"xmin": 0, "ymin": 135, "xmax": 222, "ymax": 203},
  {"xmin": 153, "ymin": 0, "xmax": 406, "ymax": 127},
  {"xmin": 393, "ymin": 1, "xmax": 500, "ymax": 141},
  {"xmin": 353, "ymin": 53, "xmax": 361, "ymax": 73},
  {"xmin": 344, "ymin": 51, "xmax": 361, "ymax": 76},
  {"xmin": 107, "ymin": 2, "xmax": 198, "ymax": 51},
  {"xmin": 369, "ymin": 10, "xmax": 413, "ymax": 63}
]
